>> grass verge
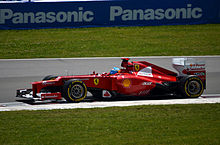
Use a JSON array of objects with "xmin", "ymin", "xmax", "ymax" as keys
[
  {"xmin": 0, "ymin": 103, "xmax": 220, "ymax": 145},
  {"xmin": 0, "ymin": 24, "xmax": 220, "ymax": 59}
]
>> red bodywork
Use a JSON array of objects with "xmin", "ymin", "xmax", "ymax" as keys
[
  {"xmin": 17, "ymin": 58, "xmax": 206, "ymax": 101},
  {"xmin": 27, "ymin": 58, "xmax": 177, "ymax": 101}
]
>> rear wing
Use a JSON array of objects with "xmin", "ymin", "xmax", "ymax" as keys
[{"xmin": 172, "ymin": 58, "xmax": 206, "ymax": 88}]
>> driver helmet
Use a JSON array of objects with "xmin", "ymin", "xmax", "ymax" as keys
[{"xmin": 110, "ymin": 67, "xmax": 120, "ymax": 75}]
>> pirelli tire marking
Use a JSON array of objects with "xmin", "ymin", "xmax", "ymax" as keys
[
  {"xmin": 64, "ymin": 80, "xmax": 87, "ymax": 102},
  {"xmin": 184, "ymin": 76, "xmax": 204, "ymax": 98}
]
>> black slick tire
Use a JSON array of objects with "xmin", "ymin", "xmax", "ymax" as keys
[
  {"xmin": 179, "ymin": 76, "xmax": 204, "ymax": 98},
  {"xmin": 62, "ymin": 79, "xmax": 87, "ymax": 103}
]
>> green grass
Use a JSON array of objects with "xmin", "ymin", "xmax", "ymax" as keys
[
  {"xmin": 0, "ymin": 104, "xmax": 220, "ymax": 145},
  {"xmin": 0, "ymin": 24, "xmax": 220, "ymax": 59}
]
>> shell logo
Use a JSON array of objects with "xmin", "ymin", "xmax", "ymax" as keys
[{"xmin": 122, "ymin": 79, "xmax": 131, "ymax": 87}]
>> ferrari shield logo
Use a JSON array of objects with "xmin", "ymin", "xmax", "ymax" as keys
[
  {"xmin": 134, "ymin": 64, "xmax": 140, "ymax": 71},
  {"xmin": 94, "ymin": 78, "xmax": 99, "ymax": 85}
]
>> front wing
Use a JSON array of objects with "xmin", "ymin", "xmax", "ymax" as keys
[{"xmin": 16, "ymin": 89, "xmax": 62, "ymax": 101}]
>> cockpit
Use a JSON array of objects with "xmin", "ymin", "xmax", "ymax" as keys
[{"xmin": 110, "ymin": 67, "xmax": 121, "ymax": 75}]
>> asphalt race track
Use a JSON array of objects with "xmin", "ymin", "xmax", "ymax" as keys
[{"xmin": 0, "ymin": 56, "xmax": 220, "ymax": 104}]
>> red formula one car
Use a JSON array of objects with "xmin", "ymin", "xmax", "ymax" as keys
[{"xmin": 16, "ymin": 58, "xmax": 206, "ymax": 102}]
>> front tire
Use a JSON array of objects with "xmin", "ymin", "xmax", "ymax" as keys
[
  {"xmin": 179, "ymin": 76, "xmax": 204, "ymax": 98},
  {"xmin": 62, "ymin": 79, "xmax": 87, "ymax": 102}
]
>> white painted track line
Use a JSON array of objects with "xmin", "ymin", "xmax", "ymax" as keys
[{"xmin": 0, "ymin": 95, "xmax": 220, "ymax": 111}]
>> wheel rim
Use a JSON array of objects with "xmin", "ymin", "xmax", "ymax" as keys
[
  {"xmin": 188, "ymin": 80, "xmax": 201, "ymax": 95},
  {"xmin": 71, "ymin": 84, "xmax": 84, "ymax": 99}
]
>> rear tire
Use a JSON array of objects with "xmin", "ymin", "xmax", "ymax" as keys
[
  {"xmin": 62, "ymin": 79, "xmax": 87, "ymax": 102},
  {"xmin": 179, "ymin": 76, "xmax": 204, "ymax": 98}
]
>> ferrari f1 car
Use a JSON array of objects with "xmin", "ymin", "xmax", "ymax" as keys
[{"xmin": 16, "ymin": 58, "xmax": 206, "ymax": 102}]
